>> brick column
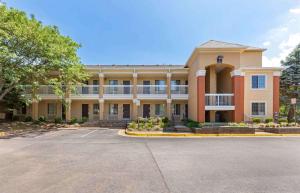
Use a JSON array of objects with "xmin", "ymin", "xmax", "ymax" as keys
[
  {"xmin": 196, "ymin": 70, "xmax": 206, "ymax": 123},
  {"xmin": 166, "ymin": 72, "xmax": 172, "ymax": 99},
  {"xmin": 65, "ymin": 98, "xmax": 72, "ymax": 122},
  {"xmin": 31, "ymin": 99, "xmax": 39, "ymax": 120},
  {"xmin": 231, "ymin": 70, "xmax": 245, "ymax": 123},
  {"xmin": 132, "ymin": 99, "xmax": 139, "ymax": 120},
  {"xmin": 273, "ymin": 72, "xmax": 281, "ymax": 116},
  {"xmin": 99, "ymin": 99, "xmax": 104, "ymax": 120},
  {"xmin": 99, "ymin": 73, "xmax": 104, "ymax": 98},
  {"xmin": 166, "ymin": 99, "xmax": 172, "ymax": 120}
]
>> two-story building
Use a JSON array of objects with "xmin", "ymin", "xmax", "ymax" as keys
[{"xmin": 24, "ymin": 40, "xmax": 282, "ymax": 123}]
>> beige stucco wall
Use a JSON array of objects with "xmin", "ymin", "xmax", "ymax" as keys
[
  {"xmin": 188, "ymin": 57, "xmax": 199, "ymax": 121},
  {"xmin": 243, "ymin": 71, "xmax": 274, "ymax": 121},
  {"xmin": 240, "ymin": 52, "xmax": 262, "ymax": 68},
  {"xmin": 71, "ymin": 100, "xmax": 99, "ymax": 121}
]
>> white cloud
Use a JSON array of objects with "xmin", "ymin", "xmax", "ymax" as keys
[
  {"xmin": 262, "ymin": 6, "xmax": 300, "ymax": 67},
  {"xmin": 263, "ymin": 41, "xmax": 271, "ymax": 46},
  {"xmin": 289, "ymin": 8, "xmax": 300, "ymax": 14}
]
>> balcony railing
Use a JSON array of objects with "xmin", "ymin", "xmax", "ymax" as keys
[
  {"xmin": 205, "ymin": 94, "xmax": 234, "ymax": 106},
  {"xmin": 103, "ymin": 85, "xmax": 132, "ymax": 95},
  {"xmin": 72, "ymin": 85, "xmax": 99, "ymax": 95},
  {"xmin": 171, "ymin": 85, "xmax": 188, "ymax": 94},
  {"xmin": 137, "ymin": 85, "xmax": 167, "ymax": 94}
]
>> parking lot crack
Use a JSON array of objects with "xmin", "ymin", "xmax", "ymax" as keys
[{"xmin": 145, "ymin": 142, "xmax": 171, "ymax": 193}]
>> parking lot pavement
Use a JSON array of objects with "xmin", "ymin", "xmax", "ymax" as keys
[{"xmin": 1, "ymin": 128, "xmax": 300, "ymax": 193}]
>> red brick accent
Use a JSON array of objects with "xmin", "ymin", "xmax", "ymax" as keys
[
  {"xmin": 232, "ymin": 76, "xmax": 244, "ymax": 122},
  {"xmin": 197, "ymin": 76, "xmax": 205, "ymax": 122},
  {"xmin": 273, "ymin": 76, "xmax": 280, "ymax": 115}
]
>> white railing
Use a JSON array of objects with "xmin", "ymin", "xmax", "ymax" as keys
[
  {"xmin": 22, "ymin": 85, "xmax": 60, "ymax": 95},
  {"xmin": 171, "ymin": 85, "xmax": 188, "ymax": 94},
  {"xmin": 103, "ymin": 85, "xmax": 132, "ymax": 95},
  {"xmin": 205, "ymin": 94, "xmax": 234, "ymax": 106},
  {"xmin": 72, "ymin": 85, "xmax": 99, "ymax": 95},
  {"xmin": 137, "ymin": 85, "xmax": 167, "ymax": 94}
]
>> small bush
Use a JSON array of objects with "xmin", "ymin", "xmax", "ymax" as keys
[
  {"xmin": 266, "ymin": 122, "xmax": 276, "ymax": 128},
  {"xmin": 70, "ymin": 117, "xmax": 77, "ymax": 124},
  {"xmin": 80, "ymin": 117, "xmax": 88, "ymax": 123},
  {"xmin": 38, "ymin": 116, "xmax": 46, "ymax": 122},
  {"xmin": 252, "ymin": 118, "xmax": 261, "ymax": 124},
  {"xmin": 12, "ymin": 115, "xmax": 19, "ymax": 121},
  {"xmin": 54, "ymin": 117, "xmax": 62, "ymax": 124},
  {"xmin": 24, "ymin": 116, "xmax": 33, "ymax": 122},
  {"xmin": 162, "ymin": 117, "xmax": 169, "ymax": 124},
  {"xmin": 186, "ymin": 120, "xmax": 199, "ymax": 128},
  {"xmin": 280, "ymin": 122, "xmax": 288, "ymax": 127},
  {"xmin": 278, "ymin": 118, "xmax": 288, "ymax": 124},
  {"xmin": 288, "ymin": 122, "xmax": 297, "ymax": 127},
  {"xmin": 265, "ymin": 118, "xmax": 273, "ymax": 123},
  {"xmin": 127, "ymin": 122, "xmax": 138, "ymax": 130}
]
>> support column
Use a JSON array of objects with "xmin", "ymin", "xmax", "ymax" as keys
[
  {"xmin": 166, "ymin": 72, "xmax": 172, "ymax": 99},
  {"xmin": 99, "ymin": 73, "xmax": 104, "ymax": 98},
  {"xmin": 132, "ymin": 99, "xmax": 139, "ymax": 120},
  {"xmin": 273, "ymin": 72, "xmax": 281, "ymax": 117},
  {"xmin": 32, "ymin": 99, "xmax": 39, "ymax": 120},
  {"xmin": 99, "ymin": 99, "xmax": 104, "ymax": 120},
  {"xmin": 196, "ymin": 70, "xmax": 206, "ymax": 123},
  {"xmin": 166, "ymin": 99, "xmax": 172, "ymax": 120},
  {"xmin": 231, "ymin": 70, "xmax": 245, "ymax": 123},
  {"xmin": 65, "ymin": 98, "xmax": 72, "ymax": 122},
  {"xmin": 133, "ymin": 73, "xmax": 138, "ymax": 98}
]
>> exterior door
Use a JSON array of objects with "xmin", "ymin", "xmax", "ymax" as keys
[
  {"xmin": 143, "ymin": 104, "xmax": 150, "ymax": 118},
  {"xmin": 82, "ymin": 104, "xmax": 89, "ymax": 118},
  {"xmin": 143, "ymin": 80, "xmax": 150, "ymax": 94},
  {"xmin": 123, "ymin": 80, "xmax": 130, "ymax": 94},
  {"xmin": 123, "ymin": 104, "xmax": 130, "ymax": 119}
]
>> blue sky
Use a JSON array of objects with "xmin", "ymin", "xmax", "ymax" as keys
[{"xmin": 5, "ymin": 0, "xmax": 300, "ymax": 66}]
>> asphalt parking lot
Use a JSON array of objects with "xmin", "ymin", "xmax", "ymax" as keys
[{"xmin": 1, "ymin": 128, "xmax": 300, "ymax": 193}]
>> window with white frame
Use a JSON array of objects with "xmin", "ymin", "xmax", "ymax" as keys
[
  {"xmin": 47, "ymin": 103, "xmax": 56, "ymax": 116},
  {"xmin": 252, "ymin": 75, "xmax": 266, "ymax": 89},
  {"xmin": 109, "ymin": 104, "xmax": 118, "ymax": 115},
  {"xmin": 155, "ymin": 104, "xmax": 165, "ymax": 116},
  {"xmin": 251, "ymin": 102, "xmax": 266, "ymax": 116}
]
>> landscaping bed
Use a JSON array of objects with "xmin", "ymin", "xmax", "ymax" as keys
[
  {"xmin": 193, "ymin": 126, "xmax": 255, "ymax": 134},
  {"xmin": 262, "ymin": 127, "xmax": 300, "ymax": 134}
]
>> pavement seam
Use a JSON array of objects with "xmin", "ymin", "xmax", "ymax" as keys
[{"xmin": 145, "ymin": 142, "xmax": 171, "ymax": 193}]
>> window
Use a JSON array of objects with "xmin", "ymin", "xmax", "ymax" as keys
[
  {"xmin": 171, "ymin": 80, "xmax": 180, "ymax": 92},
  {"xmin": 155, "ymin": 104, "xmax": 165, "ymax": 116},
  {"xmin": 93, "ymin": 104, "xmax": 99, "ymax": 115},
  {"xmin": 155, "ymin": 80, "xmax": 166, "ymax": 93},
  {"xmin": 252, "ymin": 75, "xmax": 266, "ymax": 89},
  {"xmin": 173, "ymin": 104, "xmax": 181, "ymax": 115},
  {"xmin": 109, "ymin": 80, "xmax": 118, "ymax": 94},
  {"xmin": 93, "ymin": 80, "xmax": 99, "ymax": 94},
  {"xmin": 48, "ymin": 103, "xmax": 56, "ymax": 116},
  {"xmin": 109, "ymin": 104, "xmax": 118, "ymax": 115},
  {"xmin": 251, "ymin": 102, "xmax": 265, "ymax": 116},
  {"xmin": 217, "ymin": 55, "xmax": 223, "ymax": 64}
]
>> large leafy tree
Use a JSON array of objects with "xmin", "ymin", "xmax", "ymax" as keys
[
  {"xmin": 280, "ymin": 43, "xmax": 300, "ymax": 121},
  {"xmin": 0, "ymin": 4, "xmax": 88, "ymax": 103}
]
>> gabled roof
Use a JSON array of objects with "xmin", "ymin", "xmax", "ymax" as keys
[{"xmin": 198, "ymin": 40, "xmax": 264, "ymax": 51}]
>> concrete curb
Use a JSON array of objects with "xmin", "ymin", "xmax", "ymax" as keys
[{"xmin": 122, "ymin": 130, "xmax": 300, "ymax": 138}]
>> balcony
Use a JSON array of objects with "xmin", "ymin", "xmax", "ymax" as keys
[
  {"xmin": 171, "ymin": 85, "xmax": 188, "ymax": 100},
  {"xmin": 23, "ymin": 85, "xmax": 61, "ymax": 99},
  {"xmin": 103, "ymin": 85, "xmax": 133, "ymax": 99},
  {"xmin": 137, "ymin": 85, "xmax": 168, "ymax": 99},
  {"xmin": 71, "ymin": 85, "xmax": 99, "ymax": 99},
  {"xmin": 205, "ymin": 94, "xmax": 235, "ymax": 110}
]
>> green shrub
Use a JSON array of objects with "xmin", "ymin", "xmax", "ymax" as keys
[
  {"xmin": 186, "ymin": 120, "xmax": 199, "ymax": 128},
  {"xmin": 280, "ymin": 122, "xmax": 288, "ymax": 127},
  {"xmin": 278, "ymin": 118, "xmax": 288, "ymax": 124},
  {"xmin": 266, "ymin": 122, "xmax": 276, "ymax": 128},
  {"xmin": 238, "ymin": 122, "xmax": 247, "ymax": 127},
  {"xmin": 24, "ymin": 116, "xmax": 33, "ymax": 122},
  {"xmin": 265, "ymin": 118, "xmax": 273, "ymax": 123},
  {"xmin": 12, "ymin": 115, "xmax": 19, "ymax": 121},
  {"xmin": 80, "ymin": 117, "xmax": 88, "ymax": 123},
  {"xmin": 162, "ymin": 117, "xmax": 169, "ymax": 124},
  {"xmin": 70, "ymin": 117, "xmax": 77, "ymax": 124},
  {"xmin": 127, "ymin": 122, "xmax": 138, "ymax": 130},
  {"xmin": 252, "ymin": 118, "xmax": 261, "ymax": 124},
  {"xmin": 54, "ymin": 117, "xmax": 62, "ymax": 124},
  {"xmin": 288, "ymin": 122, "xmax": 297, "ymax": 127},
  {"xmin": 38, "ymin": 116, "xmax": 46, "ymax": 122}
]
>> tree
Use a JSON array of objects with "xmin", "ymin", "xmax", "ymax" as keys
[
  {"xmin": 0, "ymin": 4, "xmax": 88, "ymax": 103},
  {"xmin": 280, "ymin": 43, "xmax": 300, "ymax": 121}
]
